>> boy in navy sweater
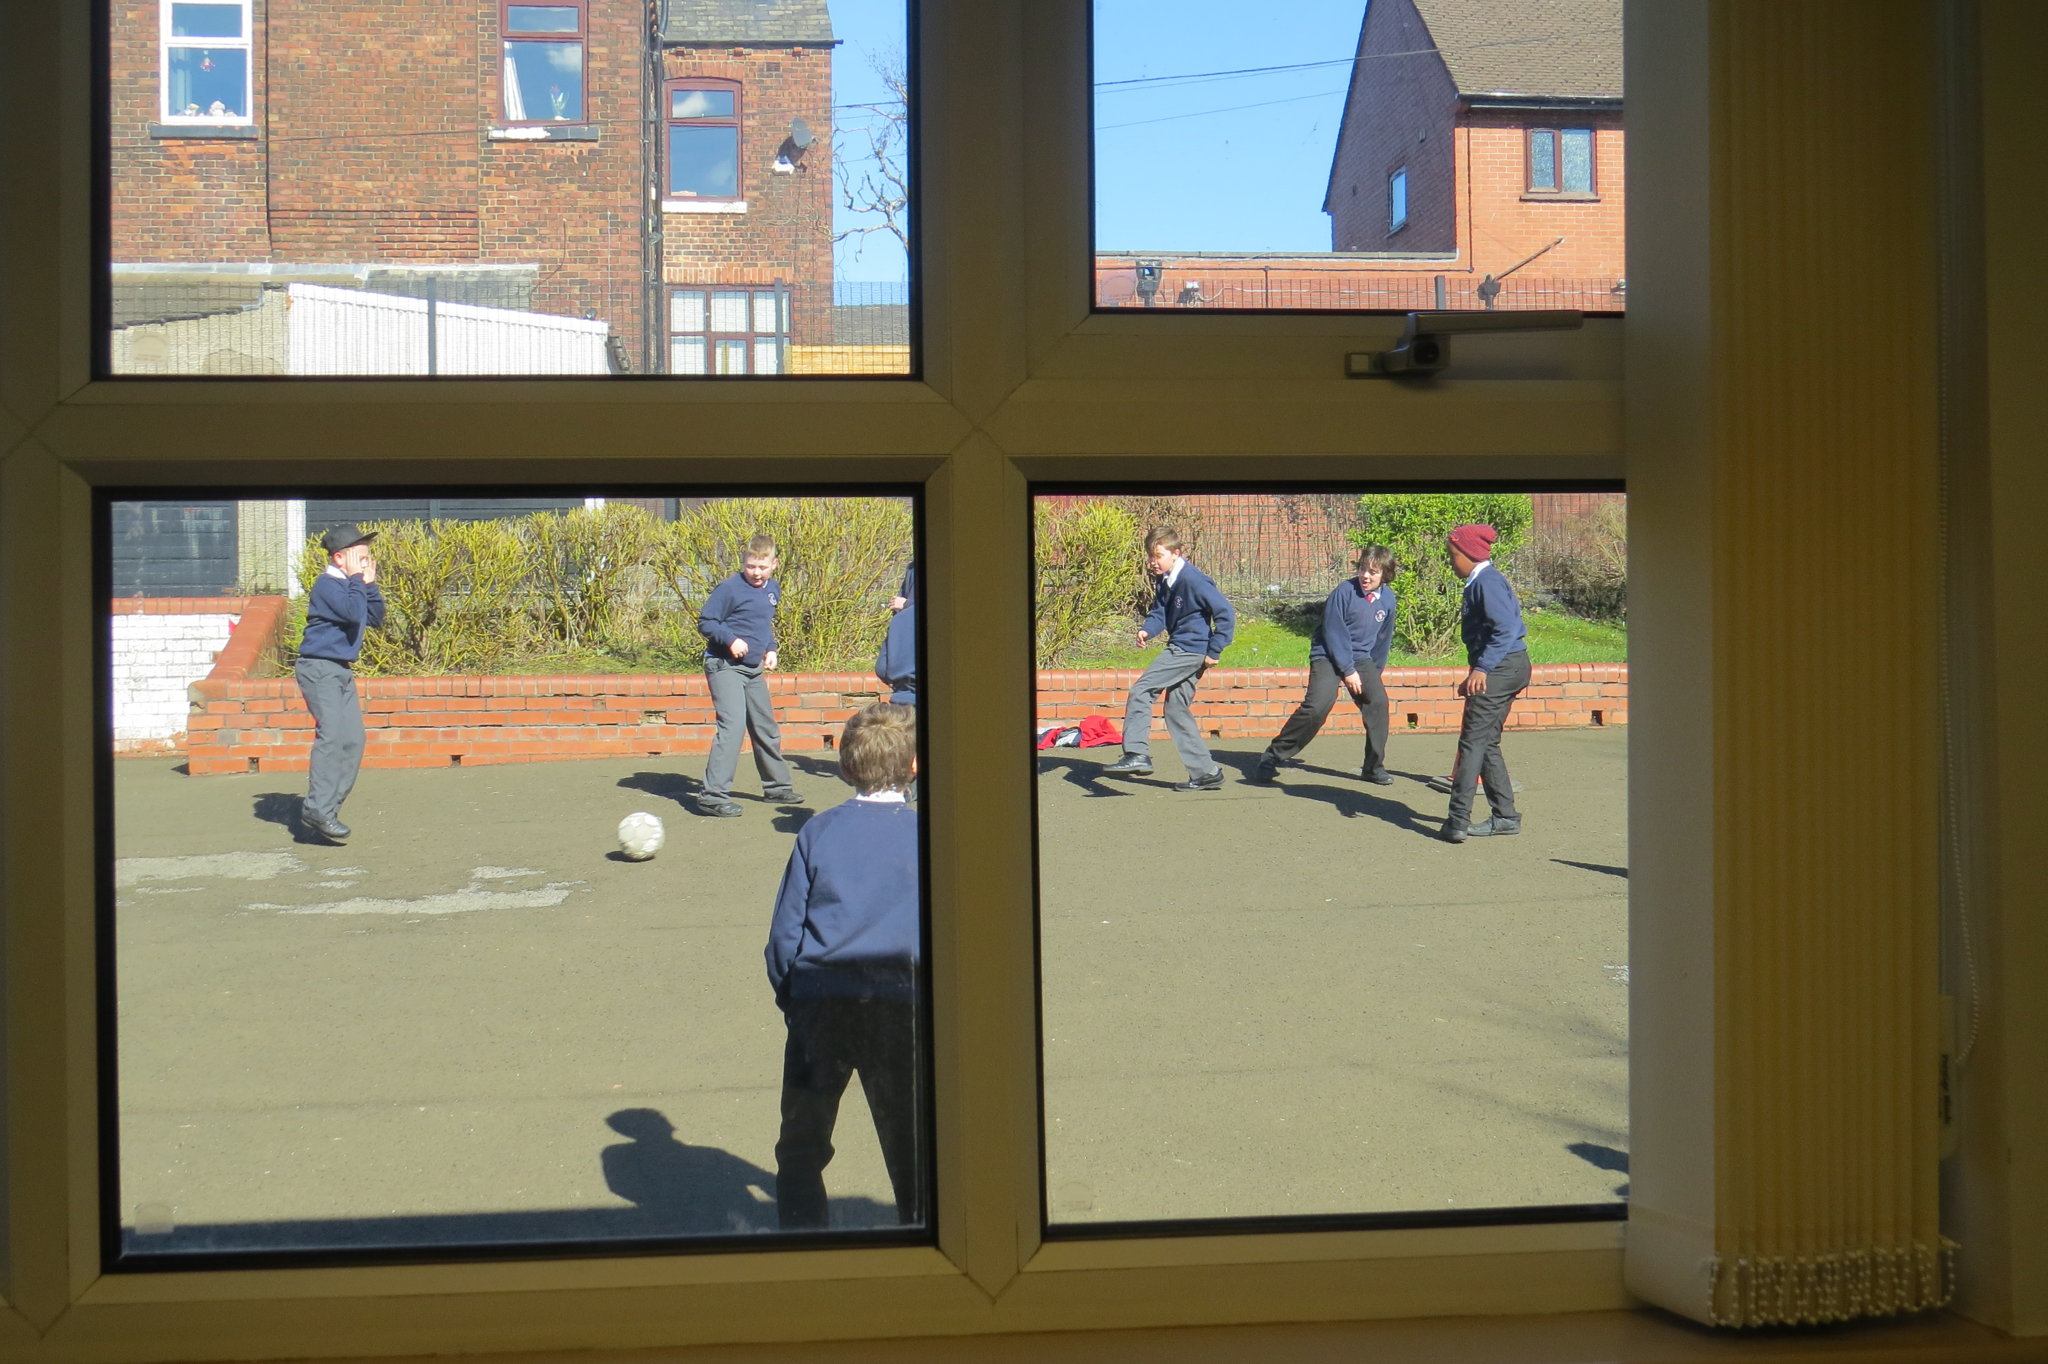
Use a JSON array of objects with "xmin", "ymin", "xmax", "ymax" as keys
[
  {"xmin": 875, "ymin": 599, "xmax": 916, "ymax": 705},
  {"xmin": 766, "ymin": 702, "xmax": 923, "ymax": 1229},
  {"xmin": 1104, "ymin": 528, "xmax": 1237, "ymax": 791},
  {"xmin": 1253, "ymin": 545, "xmax": 1400, "ymax": 785},
  {"xmin": 1441, "ymin": 523, "xmax": 1530, "ymax": 843},
  {"xmin": 294, "ymin": 524, "xmax": 387, "ymax": 844},
  {"xmin": 695, "ymin": 534, "xmax": 801, "ymax": 818}
]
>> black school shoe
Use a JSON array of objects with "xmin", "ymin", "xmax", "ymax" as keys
[
  {"xmin": 1251, "ymin": 753, "xmax": 1280, "ymax": 783},
  {"xmin": 1439, "ymin": 820, "xmax": 1468, "ymax": 844},
  {"xmin": 1103, "ymin": 754, "xmax": 1154, "ymax": 776},
  {"xmin": 1463, "ymin": 816, "xmax": 1521, "ymax": 837},
  {"xmin": 300, "ymin": 811, "xmax": 351, "ymax": 843},
  {"xmin": 696, "ymin": 798, "xmax": 743, "ymax": 818},
  {"xmin": 1362, "ymin": 768, "xmax": 1395, "ymax": 786},
  {"xmin": 1173, "ymin": 770, "xmax": 1224, "ymax": 792},
  {"xmin": 764, "ymin": 787, "xmax": 805, "ymax": 805}
]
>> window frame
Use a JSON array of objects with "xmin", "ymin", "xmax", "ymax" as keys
[
  {"xmin": 1387, "ymin": 165, "xmax": 1409, "ymax": 234},
  {"xmin": 664, "ymin": 77, "xmax": 745, "ymax": 202},
  {"xmin": 498, "ymin": 0, "xmax": 588, "ymax": 127},
  {"xmin": 1525, "ymin": 127, "xmax": 1598, "ymax": 197},
  {"xmin": 667, "ymin": 284, "xmax": 790, "ymax": 375},
  {"xmin": 156, "ymin": 0, "xmax": 254, "ymax": 126}
]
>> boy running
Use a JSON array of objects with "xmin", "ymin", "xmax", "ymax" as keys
[{"xmin": 1103, "ymin": 528, "xmax": 1236, "ymax": 791}]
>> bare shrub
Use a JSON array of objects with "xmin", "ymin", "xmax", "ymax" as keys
[{"xmin": 1520, "ymin": 501, "xmax": 1627, "ymax": 621}]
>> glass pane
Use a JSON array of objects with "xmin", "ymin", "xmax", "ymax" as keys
[
  {"xmin": 753, "ymin": 338, "xmax": 782, "ymax": 373},
  {"xmin": 713, "ymin": 337, "xmax": 748, "ymax": 373},
  {"xmin": 1093, "ymin": 2, "xmax": 1624, "ymax": 312},
  {"xmin": 1561, "ymin": 130, "xmax": 1595, "ymax": 193},
  {"xmin": 168, "ymin": 3, "xmax": 244, "ymax": 39},
  {"xmin": 505, "ymin": 4, "xmax": 580, "ymax": 34},
  {"xmin": 667, "ymin": 126, "xmax": 739, "ymax": 197},
  {"xmin": 1035, "ymin": 489, "xmax": 1629, "ymax": 1227},
  {"xmin": 1389, "ymin": 170, "xmax": 1407, "ymax": 230},
  {"xmin": 106, "ymin": 492, "xmax": 929, "ymax": 1262},
  {"xmin": 108, "ymin": 0, "xmax": 912, "ymax": 376},
  {"xmin": 164, "ymin": 47, "xmax": 248, "ymax": 118},
  {"xmin": 502, "ymin": 40, "xmax": 582, "ymax": 121},
  {"xmin": 751, "ymin": 292, "xmax": 782, "ymax": 334},
  {"xmin": 669, "ymin": 289, "xmax": 706, "ymax": 334},
  {"xmin": 708, "ymin": 291, "xmax": 749, "ymax": 332},
  {"xmin": 670, "ymin": 88, "xmax": 736, "ymax": 119},
  {"xmin": 670, "ymin": 336, "xmax": 707, "ymax": 373},
  {"xmin": 1529, "ymin": 133, "xmax": 1557, "ymax": 191}
]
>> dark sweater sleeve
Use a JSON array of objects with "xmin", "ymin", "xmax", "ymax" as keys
[
  {"xmin": 764, "ymin": 830, "xmax": 814, "ymax": 1005},
  {"xmin": 1319, "ymin": 585, "xmax": 1355, "ymax": 673},
  {"xmin": 364, "ymin": 582, "xmax": 387, "ymax": 630},
  {"xmin": 1198, "ymin": 575, "xmax": 1235, "ymax": 656},
  {"xmin": 1140, "ymin": 580, "xmax": 1167, "ymax": 639},
  {"xmin": 697, "ymin": 579, "xmax": 737, "ymax": 652}
]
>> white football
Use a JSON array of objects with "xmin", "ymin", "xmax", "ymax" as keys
[{"xmin": 617, "ymin": 811, "xmax": 665, "ymax": 861}]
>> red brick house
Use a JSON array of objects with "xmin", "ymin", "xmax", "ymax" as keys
[{"xmin": 108, "ymin": 0, "xmax": 841, "ymax": 375}]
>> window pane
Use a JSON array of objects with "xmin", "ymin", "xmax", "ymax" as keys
[
  {"xmin": 164, "ymin": 46, "xmax": 248, "ymax": 118},
  {"xmin": 670, "ymin": 336, "xmax": 707, "ymax": 373},
  {"xmin": 505, "ymin": 4, "xmax": 580, "ymax": 34},
  {"xmin": 1529, "ymin": 133, "xmax": 1558, "ymax": 191},
  {"xmin": 503, "ymin": 40, "xmax": 582, "ymax": 121},
  {"xmin": 168, "ymin": 2, "xmax": 244, "ymax": 39},
  {"xmin": 669, "ymin": 290, "xmax": 706, "ymax": 334},
  {"xmin": 751, "ymin": 292, "xmax": 782, "ymax": 334},
  {"xmin": 1561, "ymin": 130, "xmax": 1594, "ymax": 192},
  {"xmin": 109, "ymin": 0, "xmax": 912, "ymax": 376},
  {"xmin": 708, "ymin": 291, "xmax": 749, "ymax": 333},
  {"xmin": 105, "ymin": 492, "xmax": 929, "ymax": 1263},
  {"xmin": 667, "ymin": 126, "xmax": 739, "ymax": 197},
  {"xmin": 1093, "ymin": 2, "xmax": 1624, "ymax": 312},
  {"xmin": 713, "ymin": 337, "xmax": 748, "ymax": 373},
  {"xmin": 671, "ymin": 88, "xmax": 736, "ymax": 119},
  {"xmin": 1389, "ymin": 169, "xmax": 1407, "ymax": 231},
  {"xmin": 752, "ymin": 338, "xmax": 782, "ymax": 373},
  {"xmin": 1035, "ymin": 489, "xmax": 1629, "ymax": 1228}
]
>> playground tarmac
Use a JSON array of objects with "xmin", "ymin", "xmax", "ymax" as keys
[{"xmin": 109, "ymin": 725, "xmax": 1627, "ymax": 1256}]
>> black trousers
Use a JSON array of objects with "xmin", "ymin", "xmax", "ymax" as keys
[
  {"xmin": 1266, "ymin": 656, "xmax": 1390, "ymax": 775},
  {"xmin": 1447, "ymin": 650, "xmax": 1531, "ymax": 825},
  {"xmin": 775, "ymin": 995, "xmax": 923, "ymax": 1230}
]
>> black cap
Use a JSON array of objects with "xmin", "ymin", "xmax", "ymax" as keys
[{"xmin": 319, "ymin": 524, "xmax": 378, "ymax": 554}]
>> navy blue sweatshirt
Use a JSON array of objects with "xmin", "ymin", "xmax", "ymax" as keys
[
  {"xmin": 1460, "ymin": 562, "xmax": 1529, "ymax": 671},
  {"xmin": 897, "ymin": 561, "xmax": 916, "ymax": 608},
  {"xmin": 765, "ymin": 798, "xmax": 920, "ymax": 1004},
  {"xmin": 1141, "ymin": 561, "xmax": 1236, "ymax": 660},
  {"xmin": 697, "ymin": 573, "xmax": 780, "ymax": 662},
  {"xmin": 1312, "ymin": 580, "xmax": 1398, "ymax": 674},
  {"xmin": 875, "ymin": 601, "xmax": 917, "ymax": 703},
  {"xmin": 299, "ymin": 571, "xmax": 387, "ymax": 664}
]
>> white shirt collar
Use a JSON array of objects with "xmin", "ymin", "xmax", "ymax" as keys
[
  {"xmin": 325, "ymin": 563, "xmax": 349, "ymax": 580},
  {"xmin": 854, "ymin": 790, "xmax": 909, "ymax": 803},
  {"xmin": 1464, "ymin": 559, "xmax": 1491, "ymax": 586},
  {"xmin": 1164, "ymin": 556, "xmax": 1185, "ymax": 588}
]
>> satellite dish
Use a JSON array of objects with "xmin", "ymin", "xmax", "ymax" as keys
[{"xmin": 789, "ymin": 117, "xmax": 814, "ymax": 149}]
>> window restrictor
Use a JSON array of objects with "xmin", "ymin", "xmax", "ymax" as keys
[{"xmin": 1347, "ymin": 309, "xmax": 1583, "ymax": 378}]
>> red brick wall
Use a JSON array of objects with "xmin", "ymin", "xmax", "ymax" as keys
[
  {"xmin": 660, "ymin": 45, "xmax": 834, "ymax": 346},
  {"xmin": 1325, "ymin": 0, "xmax": 1460, "ymax": 254},
  {"xmin": 1458, "ymin": 110, "xmax": 1626, "ymax": 290}
]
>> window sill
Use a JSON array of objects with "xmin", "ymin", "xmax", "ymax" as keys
[
  {"xmin": 149, "ymin": 122, "xmax": 257, "ymax": 139},
  {"xmin": 488, "ymin": 124, "xmax": 599, "ymax": 142},
  {"xmin": 1521, "ymin": 192, "xmax": 1601, "ymax": 203},
  {"xmin": 664, "ymin": 200, "xmax": 748, "ymax": 214}
]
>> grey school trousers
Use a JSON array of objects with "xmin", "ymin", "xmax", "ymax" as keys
[
  {"xmin": 295, "ymin": 657, "xmax": 365, "ymax": 821},
  {"xmin": 1447, "ymin": 650, "xmax": 1531, "ymax": 826},
  {"xmin": 1265, "ymin": 655, "xmax": 1391, "ymax": 775},
  {"xmin": 702, "ymin": 657, "xmax": 794, "ymax": 801},
  {"xmin": 1120, "ymin": 647, "xmax": 1217, "ymax": 777}
]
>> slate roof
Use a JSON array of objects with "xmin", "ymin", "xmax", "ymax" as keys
[
  {"xmin": 658, "ymin": 0, "xmax": 835, "ymax": 44},
  {"xmin": 1408, "ymin": 0, "xmax": 1622, "ymax": 101}
]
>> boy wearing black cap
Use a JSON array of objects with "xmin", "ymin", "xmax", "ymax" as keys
[
  {"xmin": 1442, "ymin": 523, "xmax": 1529, "ymax": 844},
  {"xmin": 296, "ymin": 524, "xmax": 386, "ymax": 844}
]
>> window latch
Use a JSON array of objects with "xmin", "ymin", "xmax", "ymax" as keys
[{"xmin": 1346, "ymin": 309, "xmax": 1584, "ymax": 378}]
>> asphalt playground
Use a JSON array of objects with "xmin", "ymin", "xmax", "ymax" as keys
[{"xmin": 109, "ymin": 723, "xmax": 1627, "ymax": 1256}]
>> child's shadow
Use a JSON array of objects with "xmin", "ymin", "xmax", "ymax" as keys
[
  {"xmin": 252, "ymin": 792, "xmax": 326, "ymax": 844},
  {"xmin": 601, "ymin": 1108, "xmax": 778, "ymax": 1236},
  {"xmin": 1229, "ymin": 754, "xmax": 1429, "ymax": 833},
  {"xmin": 785, "ymin": 753, "xmax": 839, "ymax": 781},
  {"xmin": 771, "ymin": 808, "xmax": 815, "ymax": 835},
  {"xmin": 1035, "ymin": 752, "xmax": 1136, "ymax": 796},
  {"xmin": 617, "ymin": 772, "xmax": 698, "ymax": 809}
]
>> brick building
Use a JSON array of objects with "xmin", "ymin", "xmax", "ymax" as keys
[{"xmin": 109, "ymin": 0, "xmax": 844, "ymax": 375}]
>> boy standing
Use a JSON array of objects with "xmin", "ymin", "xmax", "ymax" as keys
[
  {"xmin": 696, "ymin": 533, "xmax": 802, "ymax": 818},
  {"xmin": 1253, "ymin": 545, "xmax": 1400, "ymax": 785},
  {"xmin": 1104, "ymin": 528, "xmax": 1236, "ymax": 791},
  {"xmin": 1441, "ymin": 523, "xmax": 1530, "ymax": 843},
  {"xmin": 765, "ymin": 702, "xmax": 924, "ymax": 1230},
  {"xmin": 295, "ymin": 524, "xmax": 386, "ymax": 844}
]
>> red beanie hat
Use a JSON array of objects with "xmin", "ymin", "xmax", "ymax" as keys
[{"xmin": 1447, "ymin": 523, "xmax": 1497, "ymax": 560}]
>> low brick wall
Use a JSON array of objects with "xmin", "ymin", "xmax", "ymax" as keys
[{"xmin": 170, "ymin": 596, "xmax": 1627, "ymax": 774}]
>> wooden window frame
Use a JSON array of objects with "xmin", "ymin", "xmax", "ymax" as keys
[
  {"xmin": 665, "ymin": 78, "xmax": 745, "ymax": 201},
  {"xmin": 1525, "ymin": 127, "xmax": 1598, "ymax": 197},
  {"xmin": 498, "ymin": 0, "xmax": 589, "ymax": 126}
]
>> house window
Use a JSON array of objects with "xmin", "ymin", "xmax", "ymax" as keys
[
  {"xmin": 669, "ymin": 286, "xmax": 788, "ymax": 374},
  {"xmin": 1388, "ymin": 166, "xmax": 1408, "ymax": 233},
  {"xmin": 1527, "ymin": 128, "xmax": 1596, "ymax": 194},
  {"xmin": 500, "ymin": 0, "xmax": 584, "ymax": 123},
  {"xmin": 667, "ymin": 81, "xmax": 742, "ymax": 199},
  {"xmin": 158, "ymin": 0, "xmax": 252, "ymax": 123}
]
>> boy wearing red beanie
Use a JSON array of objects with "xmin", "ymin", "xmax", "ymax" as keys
[{"xmin": 1442, "ymin": 523, "xmax": 1530, "ymax": 843}]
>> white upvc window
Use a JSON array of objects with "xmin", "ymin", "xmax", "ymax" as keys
[{"xmin": 158, "ymin": 0, "xmax": 253, "ymax": 124}]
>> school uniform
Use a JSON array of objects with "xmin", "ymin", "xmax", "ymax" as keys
[
  {"xmin": 1447, "ymin": 561, "xmax": 1530, "ymax": 827},
  {"xmin": 1118, "ymin": 560, "xmax": 1236, "ymax": 777},
  {"xmin": 295, "ymin": 567, "xmax": 386, "ymax": 826},
  {"xmin": 697, "ymin": 573, "xmax": 796, "ymax": 805},
  {"xmin": 875, "ymin": 600, "xmax": 917, "ymax": 705},
  {"xmin": 765, "ymin": 795, "xmax": 923, "ymax": 1230},
  {"xmin": 1265, "ymin": 579, "xmax": 1397, "ymax": 775}
]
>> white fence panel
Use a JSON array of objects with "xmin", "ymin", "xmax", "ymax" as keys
[{"xmin": 286, "ymin": 283, "xmax": 611, "ymax": 376}]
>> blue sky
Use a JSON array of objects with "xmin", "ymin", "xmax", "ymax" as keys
[{"xmin": 829, "ymin": 1, "xmax": 1369, "ymax": 280}]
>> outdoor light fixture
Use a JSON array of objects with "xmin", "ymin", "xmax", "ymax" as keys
[
  {"xmin": 1346, "ymin": 309, "xmax": 1583, "ymax": 378},
  {"xmin": 1134, "ymin": 259, "xmax": 1162, "ymax": 307}
]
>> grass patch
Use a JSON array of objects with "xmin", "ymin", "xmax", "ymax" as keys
[{"xmin": 1060, "ymin": 608, "xmax": 1626, "ymax": 671}]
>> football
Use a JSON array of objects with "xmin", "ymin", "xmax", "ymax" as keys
[{"xmin": 616, "ymin": 811, "xmax": 665, "ymax": 861}]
